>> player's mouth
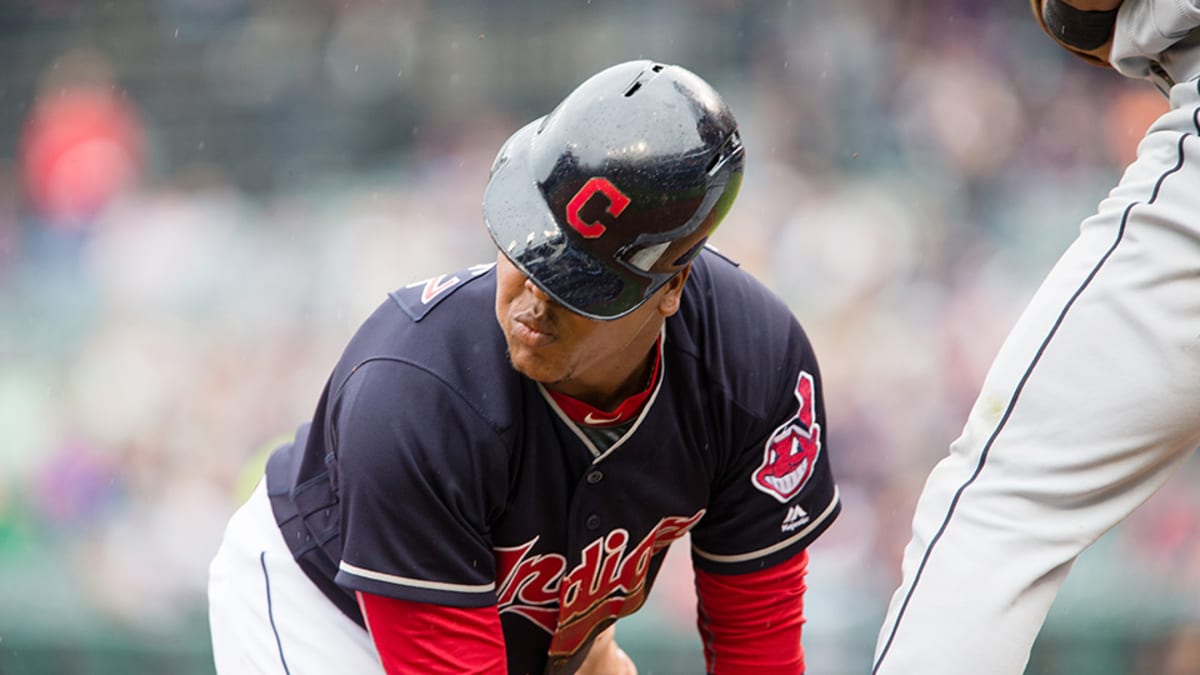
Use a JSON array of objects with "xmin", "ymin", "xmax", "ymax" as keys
[{"xmin": 511, "ymin": 310, "xmax": 556, "ymax": 347}]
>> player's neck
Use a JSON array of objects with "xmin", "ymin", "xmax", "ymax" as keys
[
  {"xmin": 545, "ymin": 339, "xmax": 662, "ymax": 426},
  {"xmin": 547, "ymin": 335, "xmax": 661, "ymax": 411}
]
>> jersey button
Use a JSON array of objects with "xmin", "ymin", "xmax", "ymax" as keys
[
  {"xmin": 585, "ymin": 514, "xmax": 601, "ymax": 530},
  {"xmin": 586, "ymin": 470, "xmax": 603, "ymax": 484}
]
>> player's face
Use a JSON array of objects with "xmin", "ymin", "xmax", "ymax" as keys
[{"xmin": 494, "ymin": 253, "xmax": 687, "ymax": 407}]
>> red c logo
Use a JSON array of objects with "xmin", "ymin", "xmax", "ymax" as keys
[{"xmin": 565, "ymin": 177, "xmax": 630, "ymax": 238}]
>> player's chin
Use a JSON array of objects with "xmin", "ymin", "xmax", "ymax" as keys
[{"xmin": 505, "ymin": 344, "xmax": 567, "ymax": 385}]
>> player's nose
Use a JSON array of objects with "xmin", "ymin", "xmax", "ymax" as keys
[{"xmin": 524, "ymin": 277, "xmax": 553, "ymax": 304}]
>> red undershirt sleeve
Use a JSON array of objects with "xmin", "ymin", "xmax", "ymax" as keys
[
  {"xmin": 356, "ymin": 591, "xmax": 507, "ymax": 674},
  {"xmin": 694, "ymin": 549, "xmax": 808, "ymax": 675}
]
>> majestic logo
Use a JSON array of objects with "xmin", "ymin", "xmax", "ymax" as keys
[
  {"xmin": 780, "ymin": 504, "xmax": 810, "ymax": 533},
  {"xmin": 565, "ymin": 177, "xmax": 630, "ymax": 239},
  {"xmin": 752, "ymin": 371, "xmax": 821, "ymax": 503},
  {"xmin": 494, "ymin": 510, "xmax": 704, "ymax": 657}
]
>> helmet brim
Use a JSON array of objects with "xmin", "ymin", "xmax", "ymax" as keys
[{"xmin": 483, "ymin": 122, "xmax": 655, "ymax": 321}]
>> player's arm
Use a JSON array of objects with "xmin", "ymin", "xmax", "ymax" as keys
[
  {"xmin": 694, "ymin": 550, "xmax": 808, "ymax": 675},
  {"xmin": 688, "ymin": 306, "xmax": 836, "ymax": 673},
  {"xmin": 328, "ymin": 362, "xmax": 510, "ymax": 672},
  {"xmin": 357, "ymin": 591, "xmax": 506, "ymax": 674},
  {"xmin": 575, "ymin": 624, "xmax": 637, "ymax": 675}
]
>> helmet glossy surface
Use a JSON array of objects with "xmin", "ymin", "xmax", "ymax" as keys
[{"xmin": 484, "ymin": 60, "xmax": 745, "ymax": 319}]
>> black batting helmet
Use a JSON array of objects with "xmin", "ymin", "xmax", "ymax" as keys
[{"xmin": 483, "ymin": 60, "xmax": 745, "ymax": 320}]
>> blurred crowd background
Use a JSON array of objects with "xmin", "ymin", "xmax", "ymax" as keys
[{"xmin": 3, "ymin": 1, "xmax": 1200, "ymax": 673}]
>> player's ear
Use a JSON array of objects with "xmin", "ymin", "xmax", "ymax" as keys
[{"xmin": 656, "ymin": 265, "xmax": 691, "ymax": 317}]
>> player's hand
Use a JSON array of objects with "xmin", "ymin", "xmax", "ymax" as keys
[{"xmin": 576, "ymin": 625, "xmax": 637, "ymax": 675}]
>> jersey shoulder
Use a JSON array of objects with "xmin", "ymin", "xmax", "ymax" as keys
[
  {"xmin": 332, "ymin": 262, "xmax": 518, "ymax": 433},
  {"xmin": 388, "ymin": 262, "xmax": 495, "ymax": 322},
  {"xmin": 675, "ymin": 248, "xmax": 820, "ymax": 419},
  {"xmin": 683, "ymin": 246, "xmax": 797, "ymax": 329}
]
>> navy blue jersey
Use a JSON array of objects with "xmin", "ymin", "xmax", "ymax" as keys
[{"xmin": 265, "ymin": 249, "xmax": 840, "ymax": 674}]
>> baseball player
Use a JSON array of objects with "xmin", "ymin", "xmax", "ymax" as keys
[
  {"xmin": 208, "ymin": 60, "xmax": 841, "ymax": 674},
  {"xmin": 872, "ymin": 1, "xmax": 1200, "ymax": 673}
]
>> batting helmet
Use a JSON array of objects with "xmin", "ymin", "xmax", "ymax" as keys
[{"xmin": 483, "ymin": 60, "xmax": 745, "ymax": 320}]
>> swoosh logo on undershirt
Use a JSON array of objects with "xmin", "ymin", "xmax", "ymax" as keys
[{"xmin": 583, "ymin": 412, "xmax": 621, "ymax": 425}]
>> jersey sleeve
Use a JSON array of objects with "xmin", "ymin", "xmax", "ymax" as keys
[
  {"xmin": 689, "ymin": 318, "xmax": 840, "ymax": 576},
  {"xmin": 695, "ymin": 550, "xmax": 808, "ymax": 674},
  {"xmin": 357, "ymin": 591, "xmax": 507, "ymax": 674},
  {"xmin": 330, "ymin": 359, "xmax": 509, "ymax": 607}
]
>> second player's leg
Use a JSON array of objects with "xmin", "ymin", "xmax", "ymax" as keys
[{"xmin": 874, "ymin": 82, "xmax": 1200, "ymax": 675}]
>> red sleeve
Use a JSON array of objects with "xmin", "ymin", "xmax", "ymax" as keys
[
  {"xmin": 356, "ymin": 591, "xmax": 507, "ymax": 674},
  {"xmin": 694, "ymin": 549, "xmax": 808, "ymax": 675}
]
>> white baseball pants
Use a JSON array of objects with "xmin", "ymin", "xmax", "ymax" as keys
[
  {"xmin": 874, "ymin": 36, "xmax": 1200, "ymax": 675},
  {"xmin": 208, "ymin": 480, "xmax": 385, "ymax": 675}
]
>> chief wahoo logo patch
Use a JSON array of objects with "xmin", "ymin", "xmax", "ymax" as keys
[{"xmin": 752, "ymin": 371, "xmax": 821, "ymax": 503}]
